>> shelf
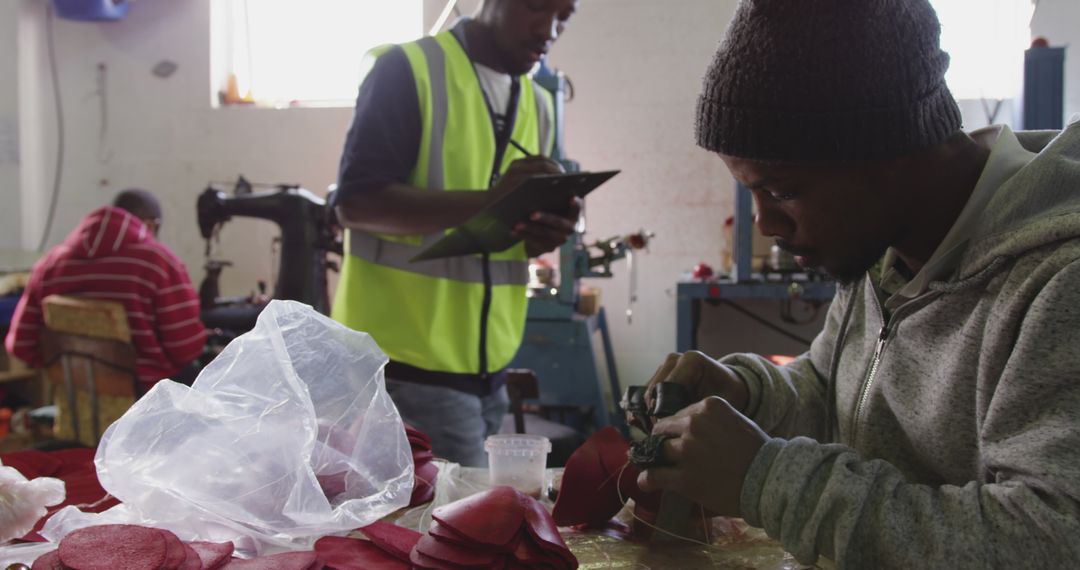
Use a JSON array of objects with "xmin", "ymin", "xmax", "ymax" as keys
[{"xmin": 675, "ymin": 279, "xmax": 837, "ymax": 352}]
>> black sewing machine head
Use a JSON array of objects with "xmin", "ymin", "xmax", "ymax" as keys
[{"xmin": 196, "ymin": 177, "xmax": 341, "ymax": 320}]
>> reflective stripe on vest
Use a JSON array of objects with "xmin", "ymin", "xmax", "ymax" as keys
[
  {"xmin": 348, "ymin": 230, "xmax": 528, "ymax": 285},
  {"xmin": 417, "ymin": 37, "xmax": 447, "ymax": 191}
]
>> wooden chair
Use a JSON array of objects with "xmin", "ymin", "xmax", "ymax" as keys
[
  {"xmin": 503, "ymin": 369, "xmax": 587, "ymax": 467},
  {"xmin": 39, "ymin": 295, "xmax": 138, "ymax": 446},
  {"xmin": 505, "ymin": 369, "xmax": 542, "ymax": 434}
]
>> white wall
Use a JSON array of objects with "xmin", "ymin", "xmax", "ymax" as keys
[
  {"xmin": 0, "ymin": 2, "xmax": 20, "ymax": 248},
  {"xmin": 8, "ymin": 0, "xmax": 352, "ymax": 297},
  {"xmin": 4, "ymin": 0, "xmax": 1077, "ymax": 391},
  {"xmin": 957, "ymin": 0, "xmax": 1079, "ymax": 131}
]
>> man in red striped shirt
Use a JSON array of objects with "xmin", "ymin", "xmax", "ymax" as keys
[{"xmin": 4, "ymin": 189, "xmax": 207, "ymax": 393}]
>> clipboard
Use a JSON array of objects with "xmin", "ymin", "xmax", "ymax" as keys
[{"xmin": 411, "ymin": 170, "xmax": 620, "ymax": 262}]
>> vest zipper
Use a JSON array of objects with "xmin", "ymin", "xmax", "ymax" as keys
[
  {"xmin": 479, "ymin": 252, "xmax": 492, "ymax": 380},
  {"xmin": 474, "ymin": 74, "xmax": 519, "ymax": 384}
]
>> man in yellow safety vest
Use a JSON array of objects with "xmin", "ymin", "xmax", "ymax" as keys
[{"xmin": 332, "ymin": 0, "xmax": 580, "ymax": 466}]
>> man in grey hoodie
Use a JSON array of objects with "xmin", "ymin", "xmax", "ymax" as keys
[{"xmin": 637, "ymin": 1, "xmax": 1080, "ymax": 568}]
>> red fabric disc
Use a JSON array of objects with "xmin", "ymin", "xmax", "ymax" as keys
[{"xmin": 58, "ymin": 524, "xmax": 168, "ymax": 570}]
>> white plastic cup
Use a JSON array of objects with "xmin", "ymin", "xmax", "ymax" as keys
[{"xmin": 485, "ymin": 434, "xmax": 551, "ymax": 498}]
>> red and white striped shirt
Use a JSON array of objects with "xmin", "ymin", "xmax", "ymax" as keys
[{"xmin": 4, "ymin": 206, "xmax": 207, "ymax": 390}]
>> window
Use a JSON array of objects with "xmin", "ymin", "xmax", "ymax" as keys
[
  {"xmin": 931, "ymin": 0, "xmax": 1034, "ymax": 100},
  {"xmin": 212, "ymin": 0, "xmax": 423, "ymax": 108}
]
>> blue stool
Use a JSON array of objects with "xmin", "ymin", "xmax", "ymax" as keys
[{"xmin": 0, "ymin": 295, "xmax": 19, "ymax": 327}]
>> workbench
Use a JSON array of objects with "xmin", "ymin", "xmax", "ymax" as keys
[
  {"xmin": 394, "ymin": 464, "xmax": 832, "ymax": 570},
  {"xmin": 676, "ymin": 278, "xmax": 837, "ymax": 353},
  {"xmin": 0, "ymin": 453, "xmax": 833, "ymax": 569}
]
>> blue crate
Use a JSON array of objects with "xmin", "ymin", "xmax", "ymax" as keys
[{"xmin": 0, "ymin": 295, "xmax": 21, "ymax": 327}]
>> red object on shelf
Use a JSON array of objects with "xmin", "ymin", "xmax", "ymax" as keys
[
  {"xmin": 626, "ymin": 233, "xmax": 647, "ymax": 250},
  {"xmin": 1031, "ymin": 36, "xmax": 1050, "ymax": 48},
  {"xmin": 692, "ymin": 262, "xmax": 714, "ymax": 281}
]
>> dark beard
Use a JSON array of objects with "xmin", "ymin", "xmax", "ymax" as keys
[
  {"xmin": 826, "ymin": 241, "xmax": 889, "ymax": 285},
  {"xmin": 774, "ymin": 238, "xmax": 887, "ymax": 285}
]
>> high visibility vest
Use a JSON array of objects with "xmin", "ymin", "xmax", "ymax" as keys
[{"xmin": 332, "ymin": 29, "xmax": 555, "ymax": 382}]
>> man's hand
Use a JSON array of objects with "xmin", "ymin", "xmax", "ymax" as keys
[
  {"xmin": 637, "ymin": 396, "xmax": 769, "ymax": 516},
  {"xmin": 493, "ymin": 157, "xmax": 580, "ymax": 257},
  {"xmin": 516, "ymin": 196, "xmax": 582, "ymax": 257},
  {"xmin": 643, "ymin": 351, "xmax": 750, "ymax": 413},
  {"xmin": 493, "ymin": 156, "xmax": 563, "ymax": 196}
]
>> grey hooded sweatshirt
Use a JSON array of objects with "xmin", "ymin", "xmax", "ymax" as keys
[{"xmin": 726, "ymin": 121, "xmax": 1080, "ymax": 568}]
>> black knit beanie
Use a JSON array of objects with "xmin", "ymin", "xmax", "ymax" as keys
[{"xmin": 696, "ymin": 0, "xmax": 963, "ymax": 163}]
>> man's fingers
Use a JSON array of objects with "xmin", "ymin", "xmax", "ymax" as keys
[
  {"xmin": 660, "ymin": 434, "xmax": 686, "ymax": 464},
  {"xmin": 656, "ymin": 351, "xmax": 714, "ymax": 402},
  {"xmin": 649, "ymin": 354, "xmax": 682, "ymax": 386},
  {"xmin": 637, "ymin": 466, "xmax": 681, "ymax": 493},
  {"xmin": 525, "ymin": 211, "xmax": 577, "ymax": 232},
  {"xmin": 507, "ymin": 156, "xmax": 562, "ymax": 175},
  {"xmin": 650, "ymin": 413, "xmax": 693, "ymax": 437},
  {"xmin": 645, "ymin": 353, "xmax": 682, "ymax": 409},
  {"xmin": 515, "ymin": 224, "xmax": 569, "ymax": 246},
  {"xmin": 566, "ymin": 196, "xmax": 583, "ymax": 218}
]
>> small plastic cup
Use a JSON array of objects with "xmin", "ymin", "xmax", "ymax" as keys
[{"xmin": 485, "ymin": 434, "xmax": 551, "ymax": 499}]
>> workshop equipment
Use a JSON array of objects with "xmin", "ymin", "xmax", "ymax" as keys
[{"xmin": 196, "ymin": 177, "xmax": 340, "ymax": 337}]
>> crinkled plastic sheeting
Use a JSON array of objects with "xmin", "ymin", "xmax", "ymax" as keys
[{"xmin": 40, "ymin": 300, "xmax": 414, "ymax": 556}]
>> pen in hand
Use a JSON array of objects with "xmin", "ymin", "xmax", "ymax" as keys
[{"xmin": 508, "ymin": 138, "xmax": 534, "ymax": 158}]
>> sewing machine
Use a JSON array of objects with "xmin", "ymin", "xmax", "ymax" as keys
[{"xmin": 196, "ymin": 178, "xmax": 340, "ymax": 335}]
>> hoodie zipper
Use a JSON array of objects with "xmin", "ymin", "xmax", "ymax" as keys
[
  {"xmin": 850, "ymin": 284, "xmax": 892, "ymax": 447},
  {"xmin": 852, "ymin": 324, "xmax": 890, "ymax": 445},
  {"xmin": 849, "ymin": 284, "xmax": 942, "ymax": 446}
]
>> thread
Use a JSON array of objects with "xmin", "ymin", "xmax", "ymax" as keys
[{"xmin": 614, "ymin": 462, "xmax": 716, "ymax": 549}]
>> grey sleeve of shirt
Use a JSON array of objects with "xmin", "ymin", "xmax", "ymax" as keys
[
  {"xmin": 334, "ymin": 46, "xmax": 421, "ymax": 204},
  {"xmin": 719, "ymin": 284, "xmax": 851, "ymax": 440},
  {"xmin": 739, "ymin": 261, "xmax": 1080, "ymax": 569}
]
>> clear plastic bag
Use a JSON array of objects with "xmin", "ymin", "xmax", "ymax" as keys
[
  {"xmin": 0, "ymin": 461, "xmax": 65, "ymax": 543},
  {"xmin": 40, "ymin": 300, "xmax": 413, "ymax": 555}
]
